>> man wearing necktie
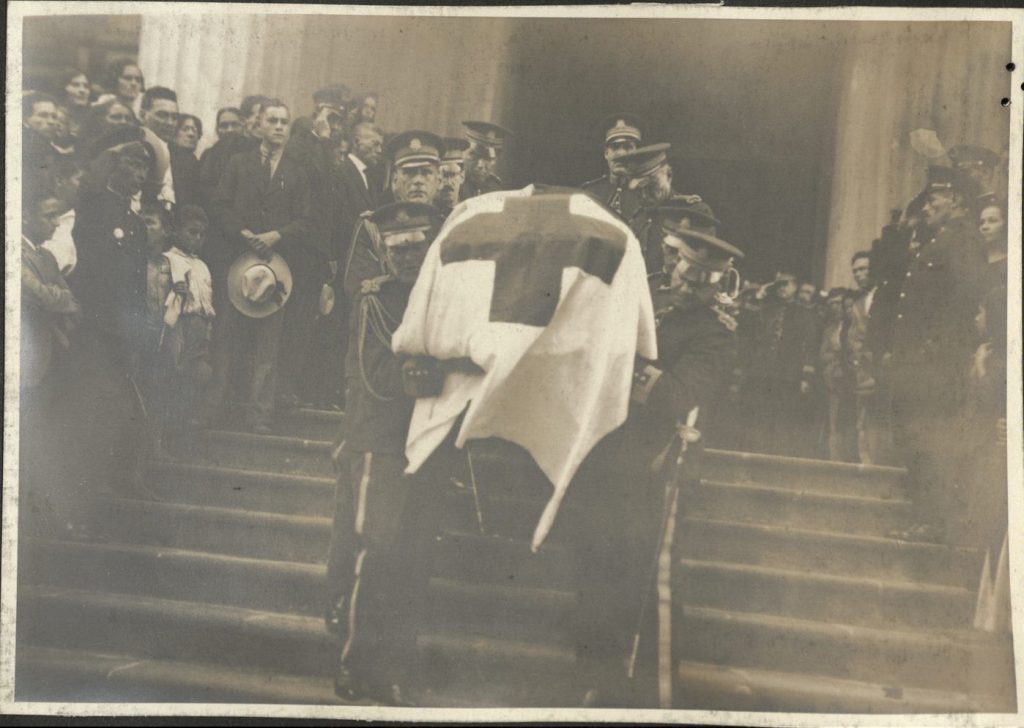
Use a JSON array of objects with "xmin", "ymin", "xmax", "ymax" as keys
[{"xmin": 209, "ymin": 99, "xmax": 318, "ymax": 433}]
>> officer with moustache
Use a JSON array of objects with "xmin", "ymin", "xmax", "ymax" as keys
[
  {"xmin": 328, "ymin": 201, "xmax": 446, "ymax": 705},
  {"xmin": 581, "ymin": 113, "xmax": 644, "ymax": 220},
  {"xmin": 437, "ymin": 137, "xmax": 469, "ymax": 216},
  {"xmin": 575, "ymin": 203, "xmax": 742, "ymax": 707},
  {"xmin": 617, "ymin": 143, "xmax": 714, "ymax": 275},
  {"xmin": 460, "ymin": 120, "xmax": 512, "ymax": 200}
]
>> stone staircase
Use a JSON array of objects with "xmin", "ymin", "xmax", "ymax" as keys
[{"xmin": 15, "ymin": 408, "xmax": 1017, "ymax": 711}]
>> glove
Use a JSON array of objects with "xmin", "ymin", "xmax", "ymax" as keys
[{"xmin": 401, "ymin": 356, "xmax": 446, "ymax": 398}]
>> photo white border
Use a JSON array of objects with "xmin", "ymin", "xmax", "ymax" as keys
[{"xmin": 4, "ymin": 3, "xmax": 1023, "ymax": 724}]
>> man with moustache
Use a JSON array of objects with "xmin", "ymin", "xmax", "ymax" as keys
[
  {"xmin": 436, "ymin": 137, "xmax": 469, "ymax": 216},
  {"xmin": 582, "ymin": 113, "xmax": 644, "ymax": 220}
]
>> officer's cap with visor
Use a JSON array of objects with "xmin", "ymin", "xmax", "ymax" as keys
[
  {"xmin": 313, "ymin": 84, "xmax": 350, "ymax": 116},
  {"xmin": 924, "ymin": 164, "xmax": 968, "ymax": 195},
  {"xmin": 462, "ymin": 120, "xmax": 513, "ymax": 161},
  {"xmin": 386, "ymin": 131, "xmax": 445, "ymax": 171},
  {"xmin": 619, "ymin": 143, "xmax": 671, "ymax": 186},
  {"xmin": 657, "ymin": 198, "xmax": 743, "ymax": 285},
  {"xmin": 599, "ymin": 113, "xmax": 644, "ymax": 146},
  {"xmin": 369, "ymin": 201, "xmax": 442, "ymax": 250},
  {"xmin": 947, "ymin": 144, "xmax": 1000, "ymax": 170},
  {"xmin": 442, "ymin": 137, "xmax": 471, "ymax": 168}
]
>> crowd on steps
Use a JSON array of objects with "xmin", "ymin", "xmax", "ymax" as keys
[{"xmin": 19, "ymin": 57, "xmax": 1012, "ymax": 706}]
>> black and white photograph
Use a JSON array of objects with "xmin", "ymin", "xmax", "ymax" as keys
[{"xmin": 4, "ymin": 2, "xmax": 1022, "ymax": 722}]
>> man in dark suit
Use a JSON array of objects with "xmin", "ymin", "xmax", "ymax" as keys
[
  {"xmin": 336, "ymin": 122, "xmax": 384, "ymax": 249},
  {"xmin": 210, "ymin": 99, "xmax": 315, "ymax": 433},
  {"xmin": 581, "ymin": 113, "xmax": 644, "ymax": 221}
]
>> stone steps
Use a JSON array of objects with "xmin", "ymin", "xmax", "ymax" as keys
[
  {"xmin": 677, "ymin": 558, "xmax": 974, "ymax": 630},
  {"xmin": 18, "ymin": 585, "xmax": 334, "ymax": 678},
  {"xmin": 15, "ymin": 646, "xmax": 346, "ymax": 705},
  {"xmin": 676, "ymin": 660, "xmax": 1000, "ymax": 713},
  {"xmin": 22, "ymin": 538, "xmax": 326, "ymax": 618},
  {"xmin": 16, "ymin": 407, "xmax": 1010, "ymax": 711}
]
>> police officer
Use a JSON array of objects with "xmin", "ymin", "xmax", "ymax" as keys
[
  {"xmin": 572, "ymin": 206, "xmax": 742, "ymax": 707},
  {"xmin": 327, "ymin": 201, "xmax": 446, "ymax": 705},
  {"xmin": 460, "ymin": 120, "xmax": 512, "ymax": 200},
  {"xmin": 617, "ymin": 143, "xmax": 713, "ymax": 274},
  {"xmin": 437, "ymin": 137, "xmax": 469, "ymax": 216},
  {"xmin": 581, "ymin": 113, "xmax": 644, "ymax": 220},
  {"xmin": 343, "ymin": 130, "xmax": 445, "ymax": 300},
  {"xmin": 888, "ymin": 166, "xmax": 987, "ymax": 544}
]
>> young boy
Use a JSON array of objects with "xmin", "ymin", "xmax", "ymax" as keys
[{"xmin": 160, "ymin": 204, "xmax": 217, "ymax": 432}]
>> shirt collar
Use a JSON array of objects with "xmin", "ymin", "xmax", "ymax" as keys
[
  {"xmin": 22, "ymin": 234, "xmax": 38, "ymax": 251},
  {"xmin": 348, "ymin": 153, "xmax": 367, "ymax": 173}
]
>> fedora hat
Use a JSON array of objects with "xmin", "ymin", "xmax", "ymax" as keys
[{"xmin": 227, "ymin": 251, "xmax": 293, "ymax": 318}]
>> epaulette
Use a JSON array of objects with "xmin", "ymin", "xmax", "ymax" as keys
[
  {"xmin": 711, "ymin": 304, "xmax": 738, "ymax": 333},
  {"xmin": 678, "ymin": 193, "xmax": 703, "ymax": 204},
  {"xmin": 360, "ymin": 274, "xmax": 391, "ymax": 295}
]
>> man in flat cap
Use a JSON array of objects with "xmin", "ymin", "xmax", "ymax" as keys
[
  {"xmin": 437, "ymin": 137, "xmax": 469, "ymax": 216},
  {"xmin": 887, "ymin": 165, "xmax": 988, "ymax": 544},
  {"xmin": 576, "ymin": 202, "xmax": 743, "ymax": 707},
  {"xmin": 581, "ymin": 113, "xmax": 644, "ymax": 220},
  {"xmin": 342, "ymin": 130, "xmax": 444, "ymax": 300},
  {"xmin": 328, "ymin": 201, "xmax": 446, "ymax": 706},
  {"xmin": 619, "ymin": 143, "xmax": 714, "ymax": 274},
  {"xmin": 948, "ymin": 144, "xmax": 1002, "ymax": 199},
  {"xmin": 460, "ymin": 120, "xmax": 512, "ymax": 200}
]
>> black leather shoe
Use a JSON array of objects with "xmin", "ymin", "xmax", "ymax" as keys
[{"xmin": 333, "ymin": 663, "xmax": 364, "ymax": 702}]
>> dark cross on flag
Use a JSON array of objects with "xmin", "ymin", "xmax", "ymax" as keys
[{"xmin": 440, "ymin": 195, "xmax": 627, "ymax": 327}]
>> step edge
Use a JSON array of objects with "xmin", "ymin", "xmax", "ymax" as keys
[
  {"xmin": 697, "ymin": 479, "xmax": 912, "ymax": 507},
  {"xmin": 704, "ymin": 448, "xmax": 908, "ymax": 477},
  {"xmin": 98, "ymin": 497, "xmax": 332, "ymax": 530},
  {"xmin": 146, "ymin": 460, "xmax": 335, "ymax": 486}
]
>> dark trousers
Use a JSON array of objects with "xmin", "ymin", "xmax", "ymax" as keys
[
  {"xmin": 206, "ymin": 300, "xmax": 283, "ymax": 428},
  {"xmin": 277, "ymin": 256, "xmax": 325, "ymax": 406},
  {"xmin": 747, "ymin": 377, "xmax": 816, "ymax": 458},
  {"xmin": 326, "ymin": 445, "xmax": 447, "ymax": 687},
  {"xmin": 890, "ymin": 362, "xmax": 966, "ymax": 537}
]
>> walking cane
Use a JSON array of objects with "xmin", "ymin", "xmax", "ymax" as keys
[{"xmin": 626, "ymin": 406, "xmax": 700, "ymax": 707}]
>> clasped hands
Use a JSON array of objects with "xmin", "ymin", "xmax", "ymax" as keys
[{"xmin": 241, "ymin": 229, "xmax": 282, "ymax": 259}]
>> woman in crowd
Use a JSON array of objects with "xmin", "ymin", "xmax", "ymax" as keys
[
  {"xmin": 78, "ymin": 98, "xmax": 139, "ymax": 161},
  {"xmin": 169, "ymin": 113, "xmax": 203, "ymax": 207},
  {"xmin": 58, "ymin": 68, "xmax": 91, "ymax": 138},
  {"xmin": 348, "ymin": 91, "xmax": 378, "ymax": 127},
  {"xmin": 978, "ymin": 195, "xmax": 1007, "ymax": 292},
  {"xmin": 100, "ymin": 59, "xmax": 145, "ymax": 114}
]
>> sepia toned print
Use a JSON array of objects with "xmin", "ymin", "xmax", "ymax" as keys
[{"xmin": 4, "ymin": 3, "xmax": 1022, "ymax": 722}]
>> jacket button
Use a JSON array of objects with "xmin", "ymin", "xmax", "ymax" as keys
[
  {"xmin": 899, "ymin": 292, "xmax": 906, "ymax": 298},
  {"xmin": 896, "ymin": 314, "xmax": 903, "ymax": 320}
]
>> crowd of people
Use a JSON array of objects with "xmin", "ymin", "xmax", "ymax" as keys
[{"xmin": 19, "ymin": 57, "xmax": 1010, "ymax": 705}]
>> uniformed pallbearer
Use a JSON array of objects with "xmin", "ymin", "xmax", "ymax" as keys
[
  {"xmin": 460, "ymin": 120, "xmax": 512, "ymax": 200},
  {"xmin": 616, "ymin": 143, "xmax": 713, "ymax": 274},
  {"xmin": 581, "ymin": 113, "xmax": 644, "ymax": 220},
  {"xmin": 327, "ymin": 201, "xmax": 446, "ymax": 705},
  {"xmin": 571, "ymin": 203, "xmax": 742, "ymax": 707}
]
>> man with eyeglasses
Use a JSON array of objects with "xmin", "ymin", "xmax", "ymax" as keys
[{"xmin": 138, "ymin": 86, "xmax": 179, "ymax": 207}]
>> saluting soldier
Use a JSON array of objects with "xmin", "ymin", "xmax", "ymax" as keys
[
  {"xmin": 617, "ymin": 143, "xmax": 714, "ymax": 274},
  {"xmin": 947, "ymin": 144, "xmax": 1002, "ymax": 199},
  {"xmin": 573, "ymin": 204, "xmax": 743, "ymax": 707},
  {"xmin": 437, "ymin": 137, "xmax": 469, "ymax": 216},
  {"xmin": 581, "ymin": 113, "xmax": 644, "ymax": 220},
  {"xmin": 327, "ymin": 201, "xmax": 446, "ymax": 705},
  {"xmin": 460, "ymin": 120, "xmax": 512, "ymax": 200},
  {"xmin": 888, "ymin": 166, "xmax": 988, "ymax": 544}
]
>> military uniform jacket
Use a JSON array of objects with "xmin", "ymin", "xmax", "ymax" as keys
[
  {"xmin": 629, "ymin": 300, "xmax": 738, "ymax": 462},
  {"xmin": 891, "ymin": 215, "xmax": 987, "ymax": 373},
  {"xmin": 460, "ymin": 173, "xmax": 503, "ymax": 201},
  {"xmin": 342, "ymin": 214, "xmax": 384, "ymax": 303},
  {"xmin": 581, "ymin": 174, "xmax": 640, "ymax": 221},
  {"xmin": 746, "ymin": 301, "xmax": 818, "ymax": 384},
  {"xmin": 71, "ymin": 185, "xmax": 149, "ymax": 361},
  {"xmin": 345, "ymin": 277, "xmax": 414, "ymax": 454}
]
